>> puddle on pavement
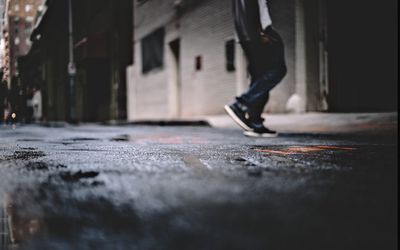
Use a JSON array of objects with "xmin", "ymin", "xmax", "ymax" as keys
[
  {"xmin": 59, "ymin": 170, "xmax": 99, "ymax": 183},
  {"xmin": 234, "ymin": 157, "xmax": 247, "ymax": 163},
  {"xmin": 69, "ymin": 138, "xmax": 101, "ymax": 142},
  {"xmin": 25, "ymin": 162, "xmax": 67, "ymax": 172},
  {"xmin": 64, "ymin": 149, "xmax": 107, "ymax": 152},
  {"xmin": 111, "ymin": 135, "xmax": 130, "ymax": 142},
  {"xmin": 4, "ymin": 150, "xmax": 46, "ymax": 161},
  {"xmin": 0, "ymin": 168, "xmax": 102, "ymax": 249},
  {"xmin": 1, "ymin": 193, "xmax": 41, "ymax": 250},
  {"xmin": 231, "ymin": 157, "xmax": 264, "ymax": 177},
  {"xmin": 247, "ymin": 166, "xmax": 263, "ymax": 177},
  {"xmin": 16, "ymin": 139, "xmax": 44, "ymax": 142},
  {"xmin": 18, "ymin": 147, "xmax": 37, "ymax": 151},
  {"xmin": 111, "ymin": 134, "xmax": 208, "ymax": 145},
  {"xmin": 57, "ymin": 138, "xmax": 102, "ymax": 145},
  {"xmin": 182, "ymin": 155, "xmax": 208, "ymax": 169},
  {"xmin": 49, "ymin": 138, "xmax": 102, "ymax": 146}
]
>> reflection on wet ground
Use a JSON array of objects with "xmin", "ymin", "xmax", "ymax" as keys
[
  {"xmin": 1, "ymin": 194, "xmax": 41, "ymax": 249},
  {"xmin": 1, "ymin": 201, "xmax": 9, "ymax": 249}
]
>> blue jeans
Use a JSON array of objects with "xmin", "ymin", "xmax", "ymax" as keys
[{"xmin": 237, "ymin": 28, "xmax": 287, "ymax": 121}]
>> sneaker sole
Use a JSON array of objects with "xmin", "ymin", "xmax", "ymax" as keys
[
  {"xmin": 243, "ymin": 130, "xmax": 279, "ymax": 138},
  {"xmin": 224, "ymin": 105, "xmax": 253, "ymax": 131}
]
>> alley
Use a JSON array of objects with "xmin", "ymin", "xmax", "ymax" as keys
[
  {"xmin": 0, "ymin": 0, "xmax": 397, "ymax": 249},
  {"xmin": 0, "ymin": 115, "xmax": 397, "ymax": 250}
]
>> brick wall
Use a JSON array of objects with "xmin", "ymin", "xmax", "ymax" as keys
[
  {"xmin": 128, "ymin": 0, "xmax": 297, "ymax": 120},
  {"xmin": 179, "ymin": 0, "xmax": 236, "ymax": 116},
  {"xmin": 129, "ymin": 0, "xmax": 175, "ymax": 119}
]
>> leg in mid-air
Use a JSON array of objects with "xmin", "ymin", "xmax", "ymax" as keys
[{"xmin": 225, "ymin": 23, "xmax": 286, "ymax": 137}]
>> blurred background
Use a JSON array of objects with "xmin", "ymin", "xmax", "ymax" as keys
[{"xmin": 0, "ymin": 0, "xmax": 398, "ymax": 123}]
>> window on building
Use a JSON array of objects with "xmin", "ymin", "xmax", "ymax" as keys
[
  {"xmin": 141, "ymin": 27, "xmax": 165, "ymax": 74},
  {"xmin": 26, "ymin": 16, "xmax": 34, "ymax": 22},
  {"xmin": 195, "ymin": 56, "xmax": 202, "ymax": 71},
  {"xmin": 25, "ymin": 4, "xmax": 32, "ymax": 13},
  {"xmin": 225, "ymin": 39, "xmax": 236, "ymax": 72}
]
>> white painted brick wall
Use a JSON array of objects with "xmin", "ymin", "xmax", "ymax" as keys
[
  {"xmin": 179, "ymin": 0, "xmax": 236, "ymax": 116},
  {"xmin": 128, "ymin": 0, "xmax": 297, "ymax": 120},
  {"xmin": 129, "ymin": 0, "xmax": 176, "ymax": 120}
]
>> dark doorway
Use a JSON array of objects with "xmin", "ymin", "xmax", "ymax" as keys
[
  {"xmin": 84, "ymin": 59, "xmax": 111, "ymax": 122},
  {"xmin": 327, "ymin": 0, "xmax": 397, "ymax": 112},
  {"xmin": 169, "ymin": 39, "xmax": 181, "ymax": 117}
]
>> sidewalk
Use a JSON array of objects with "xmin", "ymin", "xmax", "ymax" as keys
[
  {"xmin": 1, "ymin": 113, "xmax": 397, "ymax": 137},
  {"xmin": 203, "ymin": 112, "xmax": 398, "ymax": 135}
]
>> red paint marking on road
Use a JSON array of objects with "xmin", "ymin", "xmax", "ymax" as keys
[
  {"xmin": 316, "ymin": 146, "xmax": 357, "ymax": 151},
  {"xmin": 287, "ymin": 147, "xmax": 324, "ymax": 153},
  {"xmin": 255, "ymin": 149, "xmax": 297, "ymax": 155},
  {"xmin": 255, "ymin": 145, "xmax": 358, "ymax": 155},
  {"xmin": 256, "ymin": 147, "xmax": 324, "ymax": 155}
]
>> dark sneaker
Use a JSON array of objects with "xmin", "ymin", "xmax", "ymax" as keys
[
  {"xmin": 243, "ymin": 125, "xmax": 278, "ymax": 138},
  {"xmin": 224, "ymin": 103, "xmax": 253, "ymax": 131}
]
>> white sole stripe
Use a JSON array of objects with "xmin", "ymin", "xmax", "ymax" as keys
[{"xmin": 243, "ymin": 131, "xmax": 279, "ymax": 138}]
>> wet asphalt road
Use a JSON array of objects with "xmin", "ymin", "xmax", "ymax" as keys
[{"xmin": 0, "ymin": 124, "xmax": 397, "ymax": 250}]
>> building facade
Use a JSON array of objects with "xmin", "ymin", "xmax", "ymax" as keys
[
  {"xmin": 72, "ymin": 0, "xmax": 133, "ymax": 121},
  {"xmin": 128, "ymin": 0, "xmax": 243, "ymax": 119},
  {"xmin": 127, "ymin": 0, "xmax": 313, "ymax": 120},
  {"xmin": 0, "ymin": 0, "xmax": 7, "ymax": 77},
  {"xmin": 128, "ymin": 0, "xmax": 397, "ymax": 120},
  {"xmin": 1, "ymin": 0, "xmax": 45, "ymax": 87},
  {"xmin": 19, "ymin": 0, "xmax": 133, "ymax": 122}
]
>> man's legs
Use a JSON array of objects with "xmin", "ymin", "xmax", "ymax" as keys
[
  {"xmin": 225, "ymin": 28, "xmax": 286, "ymax": 135},
  {"xmin": 238, "ymin": 32, "xmax": 286, "ymax": 118},
  {"xmin": 237, "ymin": 64, "xmax": 286, "ymax": 121}
]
